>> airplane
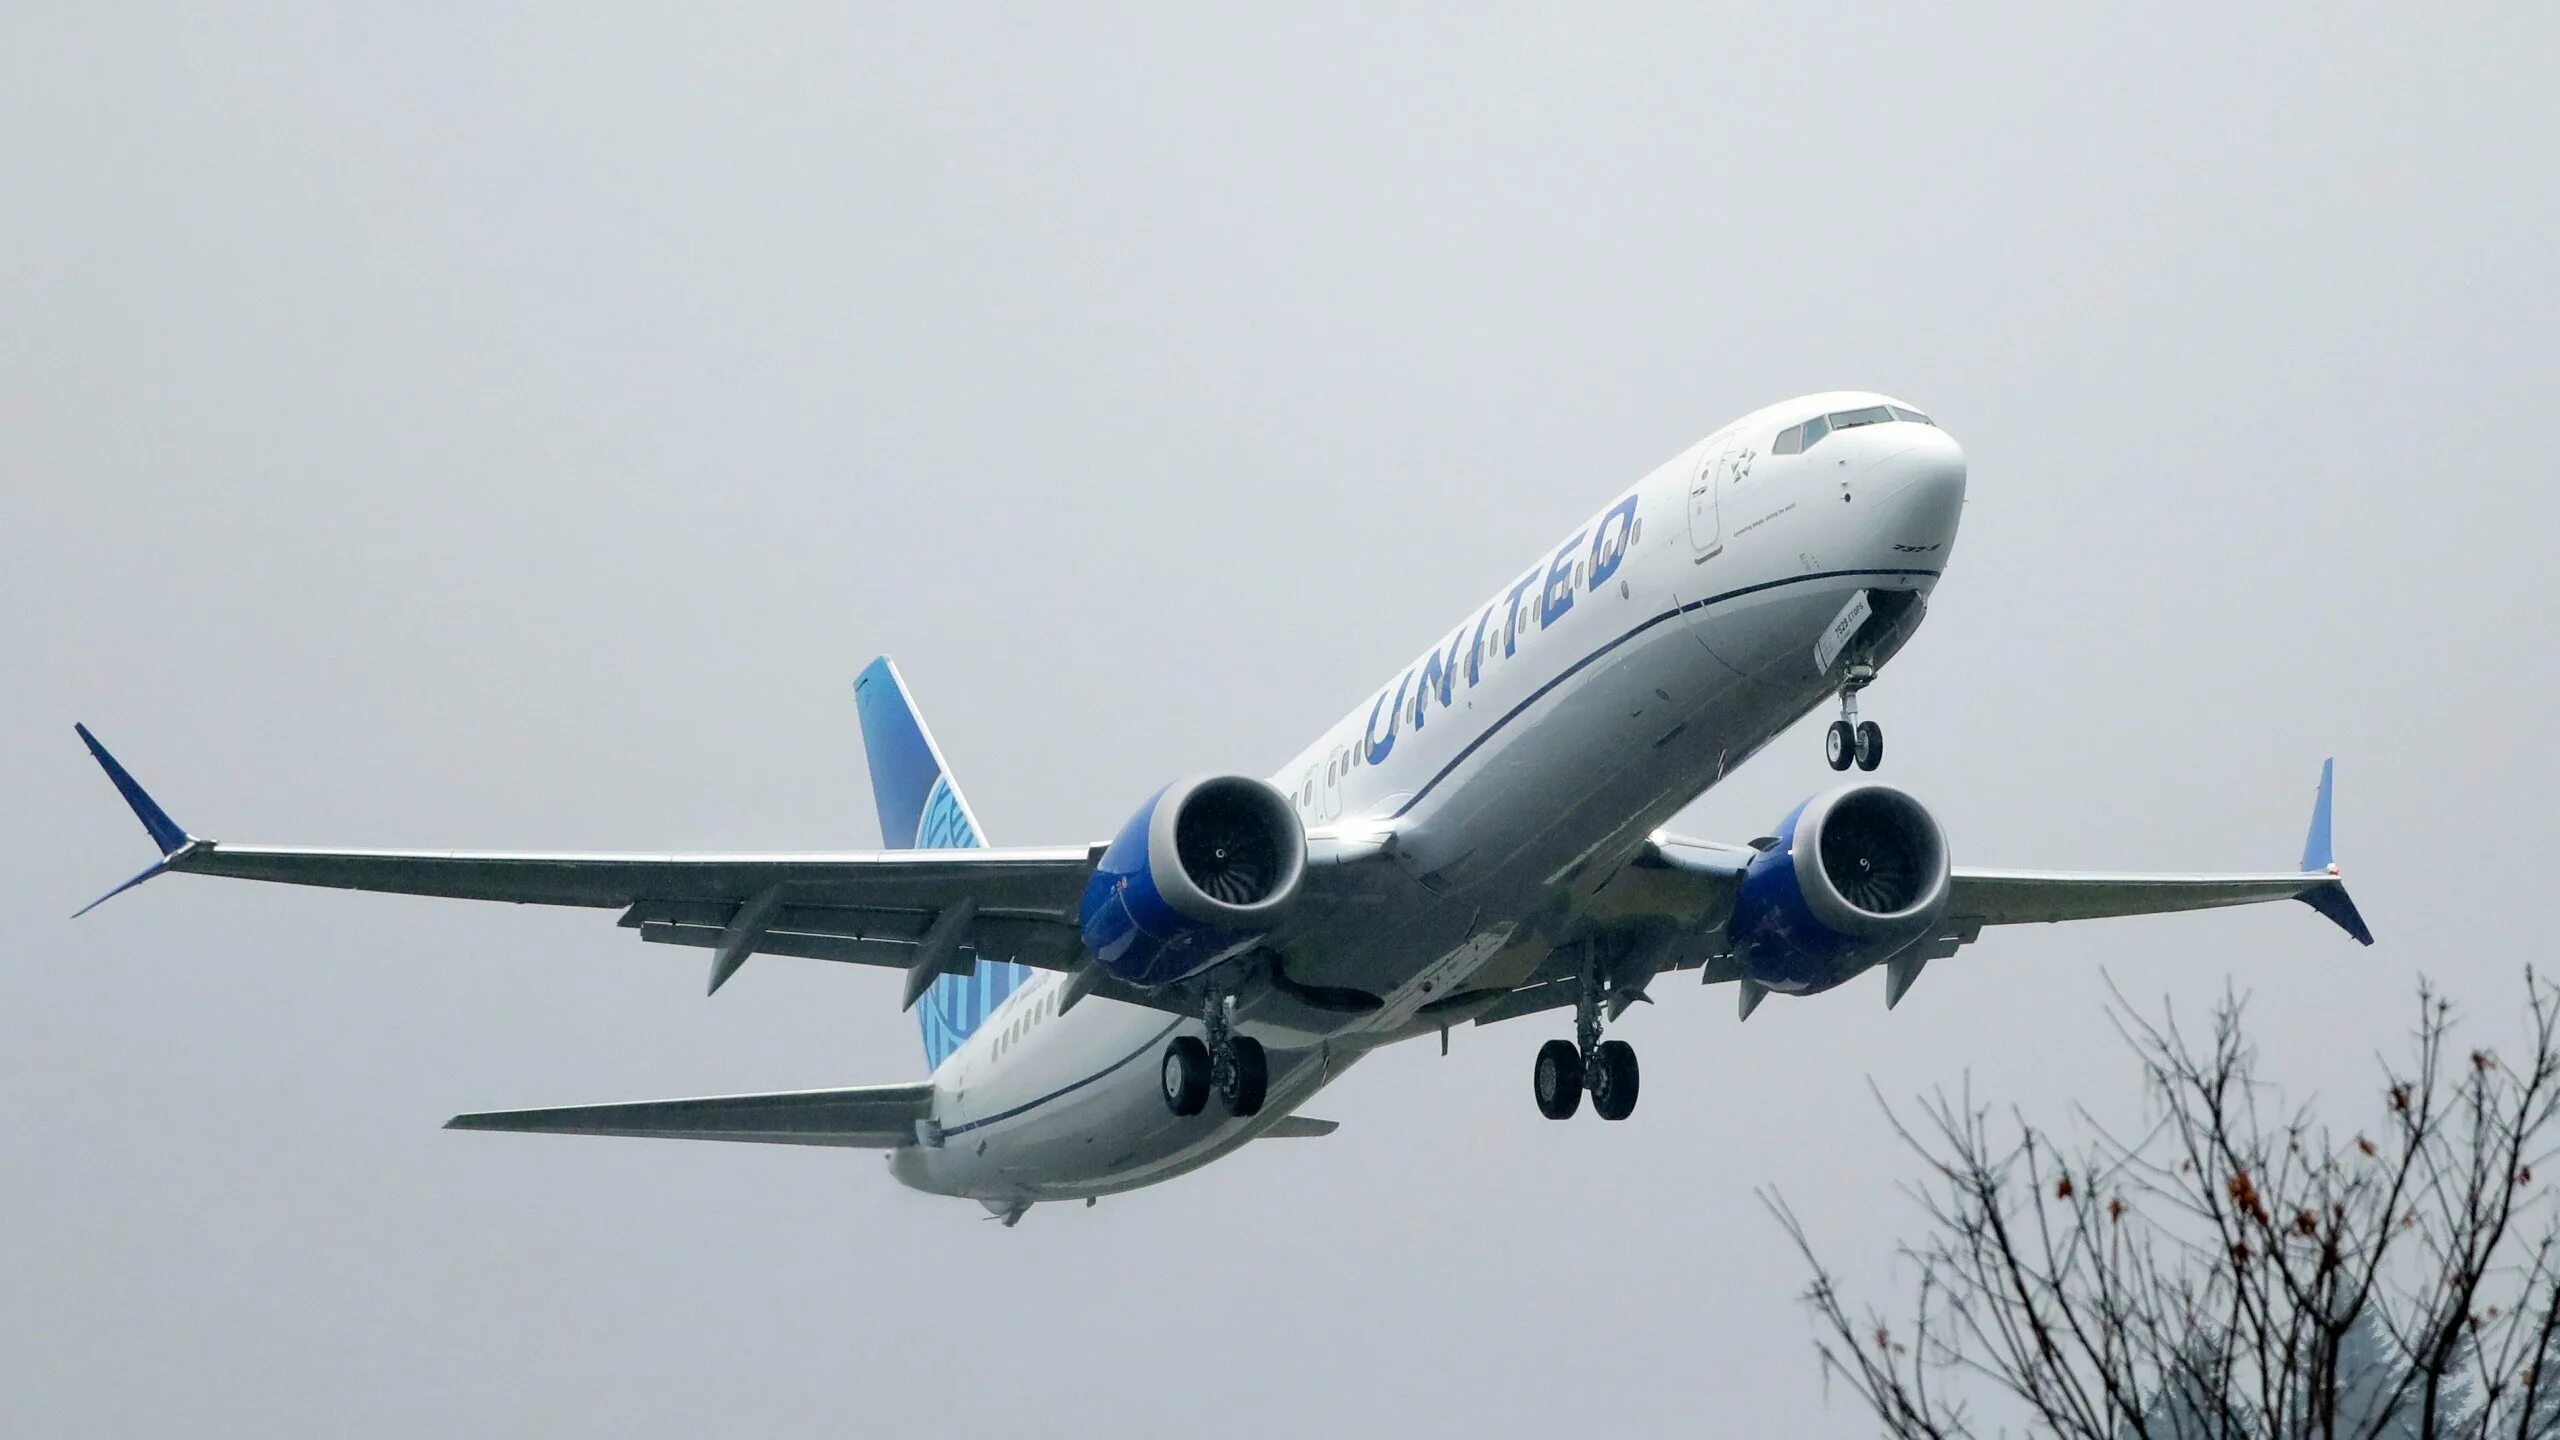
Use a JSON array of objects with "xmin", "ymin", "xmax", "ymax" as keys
[{"xmin": 74, "ymin": 391, "xmax": 2372, "ymax": 1225}]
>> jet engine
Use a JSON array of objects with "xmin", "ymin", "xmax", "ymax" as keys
[
  {"xmin": 1726, "ymin": 783, "xmax": 1951, "ymax": 996},
  {"xmin": 1078, "ymin": 774, "xmax": 1307, "ymax": 987}
]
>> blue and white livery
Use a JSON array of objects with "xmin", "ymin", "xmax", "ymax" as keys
[{"xmin": 74, "ymin": 392, "xmax": 2371, "ymax": 1224}]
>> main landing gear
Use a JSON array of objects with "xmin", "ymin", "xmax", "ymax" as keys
[
  {"xmin": 1161, "ymin": 990, "xmax": 1268, "ymax": 1119},
  {"xmin": 1825, "ymin": 661, "xmax": 1883, "ymax": 773},
  {"xmin": 1533, "ymin": 968, "xmax": 1641, "ymax": 1122}
]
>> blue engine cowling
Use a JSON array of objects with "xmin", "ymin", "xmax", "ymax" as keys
[
  {"xmin": 1078, "ymin": 774, "xmax": 1308, "ymax": 988},
  {"xmin": 1727, "ymin": 783, "xmax": 1952, "ymax": 996}
]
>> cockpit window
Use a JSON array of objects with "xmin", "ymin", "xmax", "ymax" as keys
[
  {"xmin": 1775, "ymin": 405, "xmax": 1932, "ymax": 455},
  {"xmin": 1775, "ymin": 414, "xmax": 1832, "ymax": 454}
]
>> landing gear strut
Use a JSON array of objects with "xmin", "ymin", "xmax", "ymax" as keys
[
  {"xmin": 1532, "ymin": 965, "xmax": 1641, "ymax": 1122},
  {"xmin": 1827, "ymin": 661, "xmax": 1883, "ymax": 772},
  {"xmin": 1163, "ymin": 988, "xmax": 1267, "ymax": 1119}
]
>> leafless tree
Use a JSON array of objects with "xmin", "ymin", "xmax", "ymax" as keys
[{"xmin": 1772, "ymin": 975, "xmax": 2560, "ymax": 1439}]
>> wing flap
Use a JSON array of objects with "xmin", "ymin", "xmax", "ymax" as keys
[
  {"xmin": 636, "ymin": 922, "xmax": 925, "ymax": 969},
  {"xmin": 446, "ymin": 1081, "xmax": 936, "ymax": 1148}
]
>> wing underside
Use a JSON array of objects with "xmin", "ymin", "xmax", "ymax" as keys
[
  {"xmin": 74, "ymin": 722, "xmax": 2373, "ymax": 1043},
  {"xmin": 1473, "ymin": 765, "xmax": 2372, "ymax": 1025},
  {"xmin": 172, "ymin": 838, "xmax": 1138, "ymax": 991},
  {"xmin": 1944, "ymin": 867, "xmax": 2369, "ymax": 937},
  {"xmin": 447, "ymin": 1082, "xmax": 935, "ymax": 1148}
]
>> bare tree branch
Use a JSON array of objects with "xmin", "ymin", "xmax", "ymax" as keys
[{"xmin": 1779, "ymin": 972, "xmax": 2560, "ymax": 1439}]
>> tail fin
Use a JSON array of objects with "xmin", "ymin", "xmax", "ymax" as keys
[{"xmin": 852, "ymin": 658, "xmax": 1031, "ymax": 1070}]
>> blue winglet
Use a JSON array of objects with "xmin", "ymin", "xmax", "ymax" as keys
[
  {"xmin": 2302, "ymin": 883, "xmax": 2375, "ymax": 946},
  {"xmin": 2292, "ymin": 758, "xmax": 2373, "ymax": 945},
  {"xmin": 73, "ymin": 724, "xmax": 198, "ymax": 917},
  {"xmin": 77, "ymin": 724, "xmax": 191, "ymax": 856},
  {"xmin": 72, "ymin": 858, "xmax": 176, "ymax": 919},
  {"xmin": 2301, "ymin": 757, "xmax": 2337, "ymax": 873}
]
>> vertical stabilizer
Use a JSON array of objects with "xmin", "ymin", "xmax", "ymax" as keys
[{"xmin": 852, "ymin": 658, "xmax": 1031, "ymax": 1069}]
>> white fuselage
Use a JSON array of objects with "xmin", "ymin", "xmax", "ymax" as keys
[{"xmin": 888, "ymin": 393, "xmax": 1968, "ymax": 1208}]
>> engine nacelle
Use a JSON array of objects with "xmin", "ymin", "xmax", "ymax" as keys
[
  {"xmin": 1078, "ymin": 774, "xmax": 1307, "ymax": 988},
  {"xmin": 1726, "ymin": 783, "xmax": 1951, "ymax": 996}
]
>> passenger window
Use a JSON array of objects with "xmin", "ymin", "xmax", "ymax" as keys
[{"xmin": 1773, "ymin": 423, "xmax": 1804, "ymax": 455}]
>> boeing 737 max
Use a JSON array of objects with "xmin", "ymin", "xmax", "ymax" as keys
[{"xmin": 75, "ymin": 391, "xmax": 2371, "ymax": 1223}]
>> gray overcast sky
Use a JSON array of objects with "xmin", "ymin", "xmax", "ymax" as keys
[{"xmin": 4, "ymin": 6, "xmax": 2555, "ymax": 1436}]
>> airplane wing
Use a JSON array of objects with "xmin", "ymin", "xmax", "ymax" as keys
[
  {"xmin": 1938, "ymin": 866, "xmax": 2369, "ymax": 938},
  {"xmin": 1940, "ymin": 755, "xmax": 2371, "ymax": 947},
  {"xmin": 73, "ymin": 726, "xmax": 1397, "ymax": 1015},
  {"xmin": 447, "ymin": 1081, "xmax": 934, "ymax": 1148},
  {"xmin": 70, "ymin": 724, "xmax": 1138, "ymax": 1002},
  {"xmin": 1478, "ymin": 761, "xmax": 2371, "ymax": 1025}
]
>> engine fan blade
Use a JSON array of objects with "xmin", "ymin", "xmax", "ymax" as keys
[{"xmin": 1840, "ymin": 846, "xmax": 1915, "ymax": 911}]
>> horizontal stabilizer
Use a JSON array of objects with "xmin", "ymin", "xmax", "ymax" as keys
[{"xmin": 446, "ymin": 1081, "xmax": 935, "ymax": 1149}]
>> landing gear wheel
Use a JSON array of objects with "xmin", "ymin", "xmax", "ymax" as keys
[
  {"xmin": 1589, "ymin": 1039, "xmax": 1641, "ymax": 1121},
  {"xmin": 1534, "ymin": 1039, "xmax": 1584, "ymax": 1120},
  {"xmin": 1853, "ymin": 720, "xmax": 1884, "ymax": 772},
  {"xmin": 1161, "ymin": 1036, "xmax": 1210, "ymax": 1117},
  {"xmin": 1825, "ymin": 720, "xmax": 1856, "ymax": 772},
  {"xmin": 1218, "ymin": 1035, "xmax": 1269, "ymax": 1118}
]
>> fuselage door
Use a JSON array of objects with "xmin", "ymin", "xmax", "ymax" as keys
[{"xmin": 1688, "ymin": 436, "xmax": 1726, "ymax": 560}]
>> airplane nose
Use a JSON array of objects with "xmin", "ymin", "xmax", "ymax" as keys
[{"xmin": 1862, "ymin": 426, "xmax": 1966, "ymax": 555}]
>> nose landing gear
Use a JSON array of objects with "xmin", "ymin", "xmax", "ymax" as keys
[
  {"xmin": 1531, "ymin": 966, "xmax": 1642, "ymax": 1122},
  {"xmin": 1826, "ymin": 662, "xmax": 1883, "ymax": 772}
]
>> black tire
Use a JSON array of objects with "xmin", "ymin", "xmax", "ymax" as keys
[
  {"xmin": 1161, "ymin": 1036, "xmax": 1210, "ymax": 1117},
  {"xmin": 1534, "ymin": 1039, "xmax": 1584, "ymax": 1120},
  {"xmin": 1854, "ymin": 720, "xmax": 1884, "ymax": 772},
  {"xmin": 1591, "ymin": 1039, "xmax": 1641, "ymax": 1121},
  {"xmin": 1825, "ymin": 720, "xmax": 1855, "ymax": 772},
  {"xmin": 1221, "ymin": 1035, "xmax": 1270, "ymax": 1118}
]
